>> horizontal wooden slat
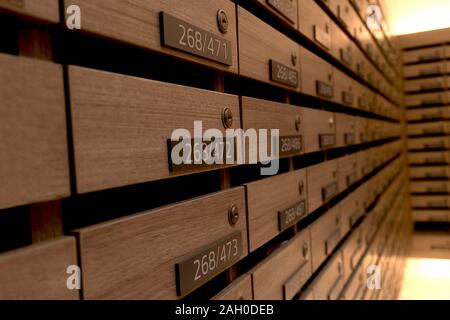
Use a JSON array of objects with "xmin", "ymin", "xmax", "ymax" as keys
[
  {"xmin": 0, "ymin": 237, "xmax": 78, "ymax": 300},
  {"xmin": 75, "ymin": 187, "xmax": 248, "ymax": 299},
  {"xmin": 69, "ymin": 65, "xmax": 240, "ymax": 193},
  {"xmin": 64, "ymin": 0, "xmax": 238, "ymax": 72},
  {"xmin": 0, "ymin": 0, "xmax": 59, "ymax": 23},
  {"xmin": 212, "ymin": 274, "xmax": 253, "ymax": 300}
]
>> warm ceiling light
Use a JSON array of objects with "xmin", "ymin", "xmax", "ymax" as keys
[{"xmin": 383, "ymin": 0, "xmax": 450, "ymax": 35}]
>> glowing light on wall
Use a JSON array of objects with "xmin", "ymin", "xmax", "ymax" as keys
[{"xmin": 383, "ymin": 0, "xmax": 450, "ymax": 35}]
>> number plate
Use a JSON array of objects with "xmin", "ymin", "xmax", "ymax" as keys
[
  {"xmin": 319, "ymin": 133, "xmax": 336, "ymax": 148},
  {"xmin": 424, "ymin": 141, "xmax": 445, "ymax": 149},
  {"xmin": 421, "ymin": 83, "xmax": 443, "ymax": 90},
  {"xmin": 322, "ymin": 182, "xmax": 338, "ymax": 202},
  {"xmin": 175, "ymin": 232, "xmax": 243, "ymax": 297},
  {"xmin": 280, "ymin": 135, "xmax": 302, "ymax": 157},
  {"xmin": 340, "ymin": 48, "xmax": 352, "ymax": 66},
  {"xmin": 283, "ymin": 261, "xmax": 310, "ymax": 300},
  {"xmin": 342, "ymin": 91, "xmax": 354, "ymax": 106},
  {"xmin": 425, "ymin": 157, "xmax": 445, "ymax": 164},
  {"xmin": 313, "ymin": 25, "xmax": 331, "ymax": 50},
  {"xmin": 359, "ymin": 132, "xmax": 369, "ymax": 143},
  {"xmin": 358, "ymin": 97, "xmax": 367, "ymax": 109},
  {"xmin": 269, "ymin": 60, "xmax": 299, "ymax": 88},
  {"xmin": 419, "ymin": 53, "xmax": 441, "ymax": 61},
  {"xmin": 349, "ymin": 209, "xmax": 363, "ymax": 227},
  {"xmin": 267, "ymin": 0, "xmax": 296, "ymax": 23},
  {"xmin": 423, "ymin": 127, "xmax": 444, "ymax": 135},
  {"xmin": 316, "ymin": 81, "xmax": 334, "ymax": 98},
  {"xmin": 325, "ymin": 229, "xmax": 341, "ymax": 255},
  {"xmin": 422, "ymin": 113, "xmax": 442, "ymax": 120},
  {"xmin": 427, "ymin": 201, "xmax": 448, "ymax": 208},
  {"xmin": 168, "ymin": 137, "xmax": 235, "ymax": 172},
  {"xmin": 346, "ymin": 171, "xmax": 357, "ymax": 186},
  {"xmin": 160, "ymin": 12, "xmax": 232, "ymax": 66},
  {"xmin": 422, "ymin": 97, "xmax": 443, "ymax": 105},
  {"xmin": 426, "ymin": 185, "xmax": 448, "ymax": 193},
  {"xmin": 425, "ymin": 172, "xmax": 447, "ymax": 178},
  {"xmin": 419, "ymin": 68, "xmax": 441, "ymax": 76},
  {"xmin": 362, "ymin": 165, "xmax": 370, "ymax": 176},
  {"xmin": 278, "ymin": 200, "xmax": 307, "ymax": 231},
  {"xmin": 344, "ymin": 133, "xmax": 355, "ymax": 145}
]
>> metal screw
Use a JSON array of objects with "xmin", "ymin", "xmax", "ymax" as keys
[
  {"xmin": 222, "ymin": 107, "xmax": 233, "ymax": 129},
  {"xmin": 217, "ymin": 10, "xmax": 229, "ymax": 34},
  {"xmin": 302, "ymin": 242, "xmax": 309, "ymax": 259},
  {"xmin": 299, "ymin": 180, "xmax": 305, "ymax": 195},
  {"xmin": 295, "ymin": 115, "xmax": 301, "ymax": 131},
  {"xmin": 291, "ymin": 52, "xmax": 298, "ymax": 66},
  {"xmin": 228, "ymin": 204, "xmax": 239, "ymax": 226}
]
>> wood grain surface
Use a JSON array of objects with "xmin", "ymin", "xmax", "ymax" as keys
[
  {"xmin": 256, "ymin": 0, "xmax": 298, "ymax": 28},
  {"xmin": 301, "ymin": 48, "xmax": 334, "ymax": 99},
  {"xmin": 307, "ymin": 250, "xmax": 344, "ymax": 300},
  {"xmin": 337, "ymin": 154, "xmax": 357, "ymax": 193},
  {"xmin": 241, "ymin": 96, "xmax": 304, "ymax": 160},
  {"xmin": 251, "ymin": 229, "xmax": 312, "ymax": 300},
  {"xmin": 0, "ymin": 237, "xmax": 78, "ymax": 299},
  {"xmin": 75, "ymin": 187, "xmax": 248, "ymax": 299},
  {"xmin": 298, "ymin": 0, "xmax": 332, "ymax": 51},
  {"xmin": 302, "ymin": 107, "xmax": 336, "ymax": 153},
  {"xmin": 69, "ymin": 65, "xmax": 240, "ymax": 193},
  {"xmin": 0, "ymin": 53, "xmax": 69, "ymax": 209},
  {"xmin": 212, "ymin": 273, "xmax": 253, "ymax": 300},
  {"xmin": 238, "ymin": 6, "xmax": 301, "ymax": 91},
  {"xmin": 63, "ymin": 0, "xmax": 238, "ymax": 72},
  {"xmin": 336, "ymin": 113, "xmax": 356, "ymax": 147},
  {"xmin": 0, "ymin": 0, "xmax": 59, "ymax": 23},
  {"xmin": 306, "ymin": 160, "xmax": 338, "ymax": 212},
  {"xmin": 245, "ymin": 169, "xmax": 307, "ymax": 252},
  {"xmin": 309, "ymin": 205, "xmax": 342, "ymax": 271}
]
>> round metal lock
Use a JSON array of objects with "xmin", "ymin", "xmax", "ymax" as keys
[
  {"xmin": 291, "ymin": 52, "xmax": 298, "ymax": 66},
  {"xmin": 299, "ymin": 180, "xmax": 305, "ymax": 196},
  {"xmin": 222, "ymin": 107, "xmax": 233, "ymax": 129},
  {"xmin": 295, "ymin": 115, "xmax": 301, "ymax": 132},
  {"xmin": 302, "ymin": 242, "xmax": 309, "ymax": 259},
  {"xmin": 228, "ymin": 204, "xmax": 239, "ymax": 226},
  {"xmin": 217, "ymin": 10, "xmax": 229, "ymax": 34}
]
